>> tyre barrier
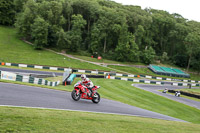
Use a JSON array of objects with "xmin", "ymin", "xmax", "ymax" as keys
[
  {"xmin": 105, "ymin": 76, "xmax": 200, "ymax": 87},
  {"xmin": 1, "ymin": 62, "xmax": 200, "ymax": 84},
  {"xmin": 0, "ymin": 70, "xmax": 60, "ymax": 87},
  {"xmin": 168, "ymin": 90, "xmax": 200, "ymax": 99}
]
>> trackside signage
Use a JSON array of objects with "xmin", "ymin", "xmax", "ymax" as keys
[{"xmin": 0, "ymin": 71, "xmax": 16, "ymax": 81}]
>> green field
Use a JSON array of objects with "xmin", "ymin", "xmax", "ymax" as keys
[
  {"xmin": 0, "ymin": 26, "xmax": 111, "ymax": 71},
  {"xmin": 1, "ymin": 106, "xmax": 200, "ymax": 133}
]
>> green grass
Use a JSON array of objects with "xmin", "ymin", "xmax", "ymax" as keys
[
  {"xmin": 2, "ymin": 78, "xmax": 199, "ymax": 124},
  {"xmin": 0, "ymin": 26, "xmax": 111, "ymax": 71},
  {"xmin": 72, "ymin": 55, "xmax": 145, "ymax": 65},
  {"xmin": 108, "ymin": 65, "xmax": 154, "ymax": 75},
  {"xmin": 1, "ymin": 106, "xmax": 200, "ymax": 133}
]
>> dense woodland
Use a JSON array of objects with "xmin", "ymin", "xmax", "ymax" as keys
[{"xmin": 0, "ymin": 0, "xmax": 200, "ymax": 72}]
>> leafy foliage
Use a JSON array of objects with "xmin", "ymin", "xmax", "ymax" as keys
[{"xmin": 1, "ymin": 0, "xmax": 200, "ymax": 72}]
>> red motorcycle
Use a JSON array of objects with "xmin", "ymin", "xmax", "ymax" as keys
[{"xmin": 71, "ymin": 81, "xmax": 101, "ymax": 103}]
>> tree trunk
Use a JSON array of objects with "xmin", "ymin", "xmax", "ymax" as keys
[
  {"xmin": 68, "ymin": 15, "xmax": 71, "ymax": 31},
  {"xmin": 187, "ymin": 53, "xmax": 192, "ymax": 72},
  {"xmin": 87, "ymin": 18, "xmax": 90, "ymax": 33},
  {"xmin": 104, "ymin": 37, "xmax": 107, "ymax": 53}
]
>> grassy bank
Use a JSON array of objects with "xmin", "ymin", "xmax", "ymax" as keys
[
  {"xmin": 1, "ymin": 106, "xmax": 200, "ymax": 133},
  {"xmin": 0, "ymin": 26, "xmax": 111, "ymax": 71}
]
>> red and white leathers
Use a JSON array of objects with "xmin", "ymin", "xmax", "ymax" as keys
[
  {"xmin": 80, "ymin": 74, "xmax": 94, "ymax": 93},
  {"xmin": 81, "ymin": 78, "xmax": 94, "ymax": 88}
]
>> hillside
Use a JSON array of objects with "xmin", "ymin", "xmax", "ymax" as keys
[
  {"xmin": 0, "ymin": 26, "xmax": 111, "ymax": 71},
  {"xmin": 1, "ymin": 0, "xmax": 200, "ymax": 73}
]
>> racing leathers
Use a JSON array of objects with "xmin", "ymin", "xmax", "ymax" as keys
[{"xmin": 81, "ymin": 78, "xmax": 94, "ymax": 96}]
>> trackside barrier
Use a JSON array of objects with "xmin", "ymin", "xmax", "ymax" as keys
[
  {"xmin": 0, "ymin": 70, "xmax": 60, "ymax": 87},
  {"xmin": 66, "ymin": 74, "xmax": 76, "ymax": 85},
  {"xmin": 105, "ymin": 76, "xmax": 200, "ymax": 87},
  {"xmin": 168, "ymin": 90, "xmax": 200, "ymax": 99},
  {"xmin": 1, "ymin": 62, "xmax": 200, "ymax": 84}
]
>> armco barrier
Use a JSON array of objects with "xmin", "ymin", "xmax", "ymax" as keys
[
  {"xmin": 0, "ymin": 70, "xmax": 60, "ymax": 87},
  {"xmin": 1, "ymin": 62, "xmax": 200, "ymax": 84}
]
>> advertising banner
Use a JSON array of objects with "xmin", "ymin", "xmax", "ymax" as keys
[{"xmin": 0, "ymin": 71, "xmax": 16, "ymax": 81}]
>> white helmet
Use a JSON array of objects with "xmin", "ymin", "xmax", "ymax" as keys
[{"xmin": 81, "ymin": 74, "xmax": 86, "ymax": 80}]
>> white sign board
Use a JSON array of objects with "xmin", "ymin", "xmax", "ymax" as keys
[{"xmin": 1, "ymin": 71, "xmax": 16, "ymax": 81}]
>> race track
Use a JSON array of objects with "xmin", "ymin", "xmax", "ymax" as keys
[
  {"xmin": 0, "ymin": 82, "xmax": 186, "ymax": 122},
  {"xmin": 134, "ymin": 84, "xmax": 200, "ymax": 109}
]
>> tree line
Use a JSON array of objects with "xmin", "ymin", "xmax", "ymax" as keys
[{"xmin": 0, "ymin": 0, "xmax": 200, "ymax": 72}]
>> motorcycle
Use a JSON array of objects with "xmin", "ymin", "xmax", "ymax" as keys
[{"xmin": 71, "ymin": 81, "xmax": 101, "ymax": 103}]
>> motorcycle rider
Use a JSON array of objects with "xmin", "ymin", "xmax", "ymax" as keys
[{"xmin": 81, "ymin": 74, "xmax": 94, "ymax": 97}]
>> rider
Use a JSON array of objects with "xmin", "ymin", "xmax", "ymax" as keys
[{"xmin": 81, "ymin": 74, "xmax": 94, "ymax": 96}]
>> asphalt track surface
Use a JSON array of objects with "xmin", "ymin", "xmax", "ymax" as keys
[
  {"xmin": 0, "ymin": 67, "xmax": 63, "ymax": 76},
  {"xmin": 0, "ymin": 82, "xmax": 187, "ymax": 122},
  {"xmin": 134, "ymin": 84, "xmax": 200, "ymax": 110}
]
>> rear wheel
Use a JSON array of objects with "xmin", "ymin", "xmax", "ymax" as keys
[
  {"xmin": 71, "ymin": 90, "xmax": 81, "ymax": 101},
  {"xmin": 92, "ymin": 92, "xmax": 100, "ymax": 103}
]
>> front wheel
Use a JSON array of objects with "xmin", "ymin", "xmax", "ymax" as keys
[
  {"xmin": 92, "ymin": 92, "xmax": 100, "ymax": 104},
  {"xmin": 71, "ymin": 90, "xmax": 81, "ymax": 101}
]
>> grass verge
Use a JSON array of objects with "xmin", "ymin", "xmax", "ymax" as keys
[{"xmin": 1, "ymin": 106, "xmax": 200, "ymax": 133}]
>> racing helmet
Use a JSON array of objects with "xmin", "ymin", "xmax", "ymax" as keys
[{"xmin": 81, "ymin": 74, "xmax": 86, "ymax": 80}]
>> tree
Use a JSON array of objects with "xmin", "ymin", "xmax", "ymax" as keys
[
  {"xmin": 31, "ymin": 17, "xmax": 49, "ymax": 49},
  {"xmin": 0, "ymin": 0, "xmax": 15, "ymax": 25},
  {"xmin": 141, "ymin": 46, "xmax": 156, "ymax": 64},
  {"xmin": 115, "ymin": 24, "xmax": 139, "ymax": 62},
  {"xmin": 15, "ymin": 0, "xmax": 38, "ymax": 38},
  {"xmin": 67, "ymin": 14, "xmax": 86, "ymax": 52},
  {"xmin": 14, "ymin": 0, "xmax": 28, "ymax": 13},
  {"xmin": 184, "ymin": 32, "xmax": 200, "ymax": 71}
]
